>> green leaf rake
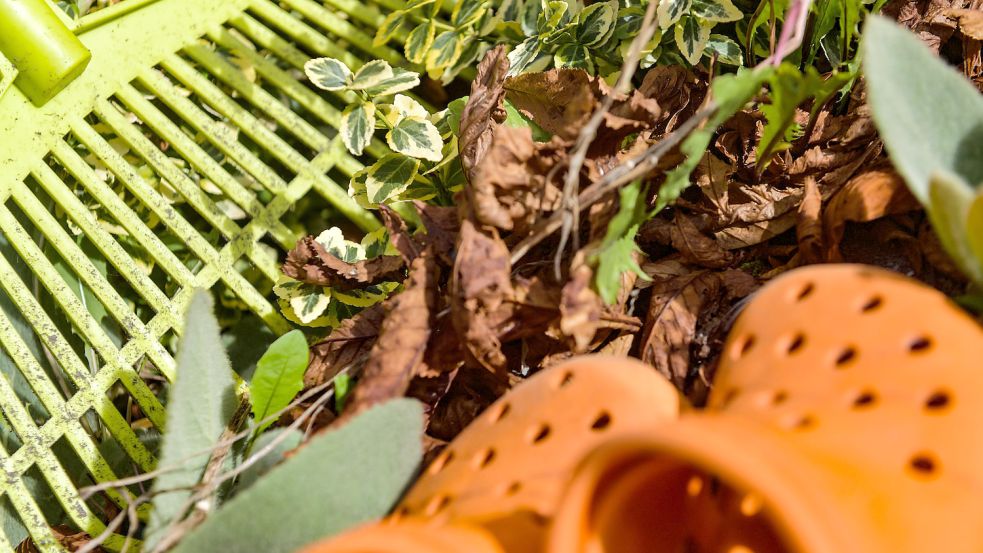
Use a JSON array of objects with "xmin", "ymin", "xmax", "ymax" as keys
[{"xmin": 0, "ymin": 0, "xmax": 423, "ymax": 549}]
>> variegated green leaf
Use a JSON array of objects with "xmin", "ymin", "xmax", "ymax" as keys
[
  {"xmin": 350, "ymin": 60, "xmax": 395, "ymax": 91},
  {"xmin": 452, "ymin": 0, "xmax": 489, "ymax": 27},
  {"xmin": 577, "ymin": 1, "xmax": 618, "ymax": 47},
  {"xmin": 705, "ymin": 34, "xmax": 743, "ymax": 65},
  {"xmin": 304, "ymin": 57, "xmax": 352, "ymax": 91},
  {"xmin": 340, "ymin": 101, "xmax": 375, "ymax": 156},
  {"xmin": 315, "ymin": 227, "xmax": 365, "ymax": 263},
  {"xmin": 363, "ymin": 68, "xmax": 421, "ymax": 97},
  {"xmin": 691, "ymin": 0, "xmax": 742, "ymax": 22},
  {"xmin": 348, "ymin": 168, "xmax": 373, "ymax": 209},
  {"xmin": 387, "ymin": 117, "xmax": 444, "ymax": 162},
  {"xmin": 406, "ymin": 0, "xmax": 437, "ymax": 8},
  {"xmin": 674, "ymin": 16, "xmax": 713, "ymax": 64},
  {"xmin": 657, "ymin": 0, "xmax": 691, "ymax": 29},
  {"xmin": 373, "ymin": 11, "xmax": 406, "ymax": 47},
  {"xmin": 334, "ymin": 282, "xmax": 399, "ymax": 307},
  {"xmin": 520, "ymin": 0, "xmax": 543, "ymax": 36},
  {"xmin": 507, "ymin": 38, "xmax": 548, "ymax": 76},
  {"xmin": 393, "ymin": 94, "xmax": 430, "ymax": 120},
  {"xmin": 426, "ymin": 32, "xmax": 465, "ymax": 76},
  {"xmin": 539, "ymin": 1, "xmax": 571, "ymax": 32},
  {"xmin": 405, "ymin": 20, "xmax": 436, "ymax": 64},
  {"xmin": 274, "ymin": 280, "xmax": 333, "ymax": 326},
  {"xmin": 361, "ymin": 228, "xmax": 398, "ymax": 258},
  {"xmin": 365, "ymin": 154, "xmax": 421, "ymax": 205},
  {"xmin": 554, "ymin": 43, "xmax": 594, "ymax": 73}
]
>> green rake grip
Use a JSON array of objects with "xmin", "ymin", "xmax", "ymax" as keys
[{"xmin": 0, "ymin": 0, "xmax": 90, "ymax": 106}]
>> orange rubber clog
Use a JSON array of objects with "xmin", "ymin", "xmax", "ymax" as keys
[
  {"xmin": 548, "ymin": 264, "xmax": 983, "ymax": 553},
  {"xmin": 302, "ymin": 356, "xmax": 681, "ymax": 553}
]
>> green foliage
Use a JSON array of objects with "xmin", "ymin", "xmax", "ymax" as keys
[
  {"xmin": 305, "ymin": 57, "xmax": 463, "ymax": 208},
  {"xmin": 863, "ymin": 16, "xmax": 983, "ymax": 286},
  {"xmin": 250, "ymin": 330, "xmax": 309, "ymax": 433},
  {"xmin": 144, "ymin": 290, "xmax": 238, "ymax": 549},
  {"xmin": 659, "ymin": 66, "xmax": 774, "ymax": 212},
  {"xmin": 274, "ymin": 227, "xmax": 399, "ymax": 327},
  {"xmin": 171, "ymin": 399, "xmax": 424, "ymax": 553},
  {"xmin": 234, "ymin": 428, "xmax": 303, "ymax": 492},
  {"xmin": 757, "ymin": 63, "xmax": 853, "ymax": 169},
  {"xmin": 593, "ymin": 181, "xmax": 652, "ymax": 304}
]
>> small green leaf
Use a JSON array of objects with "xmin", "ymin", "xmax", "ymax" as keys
[
  {"xmin": 340, "ymin": 101, "xmax": 376, "ymax": 156},
  {"xmin": 691, "ymin": 0, "xmax": 743, "ymax": 22},
  {"xmin": 172, "ymin": 400, "xmax": 424, "ymax": 553},
  {"xmin": 387, "ymin": 117, "xmax": 444, "ymax": 162},
  {"xmin": 593, "ymin": 181, "xmax": 652, "ymax": 304},
  {"xmin": 426, "ymin": 31, "xmax": 465, "ymax": 76},
  {"xmin": 333, "ymin": 374, "xmax": 352, "ymax": 412},
  {"xmin": 144, "ymin": 291, "xmax": 237, "ymax": 549},
  {"xmin": 674, "ymin": 16, "xmax": 713, "ymax": 65},
  {"xmin": 447, "ymin": 97, "xmax": 468, "ymax": 136},
  {"xmin": 453, "ymin": 0, "xmax": 489, "ymax": 27},
  {"xmin": 405, "ymin": 20, "xmax": 437, "ymax": 64},
  {"xmin": 704, "ymin": 34, "xmax": 743, "ymax": 65},
  {"xmin": 577, "ymin": 1, "xmax": 618, "ymax": 47},
  {"xmin": 365, "ymin": 154, "xmax": 421, "ymax": 204},
  {"xmin": 363, "ymin": 68, "xmax": 421, "ymax": 97},
  {"xmin": 350, "ymin": 60, "xmax": 395, "ymax": 91},
  {"xmin": 304, "ymin": 58, "xmax": 351, "ymax": 91},
  {"xmin": 373, "ymin": 11, "xmax": 406, "ymax": 47},
  {"xmin": 250, "ymin": 330, "xmax": 309, "ymax": 433},
  {"xmin": 658, "ymin": 0, "xmax": 691, "ymax": 29}
]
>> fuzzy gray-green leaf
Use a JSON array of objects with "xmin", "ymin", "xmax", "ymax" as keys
[
  {"xmin": 144, "ymin": 290, "xmax": 237, "ymax": 549},
  {"xmin": 172, "ymin": 400, "xmax": 423, "ymax": 553}
]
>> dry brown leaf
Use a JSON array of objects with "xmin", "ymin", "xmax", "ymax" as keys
[
  {"xmin": 504, "ymin": 68, "xmax": 596, "ymax": 139},
  {"xmin": 427, "ymin": 366, "xmax": 508, "ymax": 441},
  {"xmin": 460, "ymin": 45, "xmax": 509, "ymax": 181},
  {"xmin": 305, "ymin": 303, "xmax": 386, "ymax": 388},
  {"xmin": 379, "ymin": 205, "xmax": 420, "ymax": 263},
  {"xmin": 464, "ymin": 124, "xmax": 538, "ymax": 231},
  {"xmin": 415, "ymin": 201, "xmax": 459, "ymax": 263},
  {"xmin": 17, "ymin": 526, "xmax": 103, "ymax": 553},
  {"xmin": 560, "ymin": 263, "xmax": 602, "ymax": 352},
  {"xmin": 451, "ymin": 220, "xmax": 514, "ymax": 373},
  {"xmin": 597, "ymin": 333, "xmax": 635, "ymax": 356},
  {"xmin": 640, "ymin": 270, "xmax": 722, "ymax": 389},
  {"xmin": 823, "ymin": 169, "xmax": 922, "ymax": 261},
  {"xmin": 282, "ymin": 236, "xmax": 405, "ymax": 289},
  {"xmin": 670, "ymin": 212, "xmax": 734, "ymax": 268},
  {"xmin": 797, "ymin": 177, "xmax": 824, "ymax": 264},
  {"xmin": 344, "ymin": 250, "xmax": 439, "ymax": 416},
  {"xmin": 948, "ymin": 8, "xmax": 983, "ymax": 39}
]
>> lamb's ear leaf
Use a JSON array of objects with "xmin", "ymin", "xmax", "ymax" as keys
[
  {"xmin": 863, "ymin": 15, "xmax": 983, "ymax": 203},
  {"xmin": 171, "ymin": 400, "xmax": 424, "ymax": 553}
]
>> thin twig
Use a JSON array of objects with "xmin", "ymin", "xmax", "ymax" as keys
[
  {"xmin": 552, "ymin": 0, "xmax": 660, "ymax": 279},
  {"xmin": 511, "ymin": 105, "xmax": 717, "ymax": 264}
]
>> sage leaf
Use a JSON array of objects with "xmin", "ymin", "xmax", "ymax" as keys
[
  {"xmin": 172, "ymin": 400, "xmax": 423, "ymax": 553},
  {"xmin": 144, "ymin": 290, "xmax": 237, "ymax": 549}
]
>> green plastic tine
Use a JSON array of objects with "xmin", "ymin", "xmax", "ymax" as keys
[
  {"xmin": 1, "ymin": 189, "xmax": 176, "ymax": 381},
  {"xmin": 70, "ymin": 119, "xmax": 290, "ymax": 327},
  {"xmin": 95, "ymin": 94, "xmax": 296, "ymax": 249}
]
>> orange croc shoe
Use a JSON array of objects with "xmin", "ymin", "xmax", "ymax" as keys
[
  {"xmin": 549, "ymin": 264, "xmax": 983, "ymax": 553},
  {"xmin": 301, "ymin": 355, "xmax": 680, "ymax": 553}
]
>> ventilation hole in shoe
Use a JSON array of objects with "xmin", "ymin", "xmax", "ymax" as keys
[
  {"xmin": 428, "ymin": 450, "xmax": 454, "ymax": 474},
  {"xmin": 686, "ymin": 476, "xmax": 703, "ymax": 497},
  {"xmin": 861, "ymin": 296, "xmax": 883, "ymax": 313},
  {"xmin": 529, "ymin": 424, "xmax": 551, "ymax": 444},
  {"xmin": 852, "ymin": 390, "xmax": 877, "ymax": 409},
  {"xmin": 771, "ymin": 390, "xmax": 789, "ymax": 406},
  {"xmin": 786, "ymin": 333, "xmax": 806, "ymax": 355},
  {"xmin": 925, "ymin": 390, "xmax": 951, "ymax": 412},
  {"xmin": 556, "ymin": 371, "xmax": 575, "ymax": 389},
  {"xmin": 785, "ymin": 414, "xmax": 815, "ymax": 430},
  {"xmin": 489, "ymin": 402, "xmax": 511, "ymax": 423},
  {"xmin": 907, "ymin": 453, "xmax": 939, "ymax": 479},
  {"xmin": 834, "ymin": 347, "xmax": 857, "ymax": 367},
  {"xmin": 425, "ymin": 494, "xmax": 451, "ymax": 516},
  {"xmin": 733, "ymin": 334, "xmax": 756, "ymax": 359},
  {"xmin": 908, "ymin": 336, "xmax": 933, "ymax": 354},
  {"xmin": 392, "ymin": 505, "xmax": 411, "ymax": 518},
  {"xmin": 739, "ymin": 493, "xmax": 763, "ymax": 516},
  {"xmin": 591, "ymin": 411, "xmax": 612, "ymax": 431},
  {"xmin": 720, "ymin": 388, "xmax": 740, "ymax": 407},
  {"xmin": 475, "ymin": 448, "xmax": 496, "ymax": 469},
  {"xmin": 505, "ymin": 481, "xmax": 522, "ymax": 496},
  {"xmin": 729, "ymin": 546, "xmax": 754, "ymax": 553},
  {"xmin": 795, "ymin": 282, "xmax": 815, "ymax": 301}
]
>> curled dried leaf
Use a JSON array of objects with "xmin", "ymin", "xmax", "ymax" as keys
[
  {"xmin": 460, "ymin": 45, "xmax": 509, "ymax": 181},
  {"xmin": 305, "ymin": 303, "xmax": 387, "ymax": 388},
  {"xmin": 282, "ymin": 236, "xmax": 405, "ymax": 289}
]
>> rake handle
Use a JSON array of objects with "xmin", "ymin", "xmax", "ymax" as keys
[{"xmin": 0, "ymin": 0, "xmax": 90, "ymax": 106}]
